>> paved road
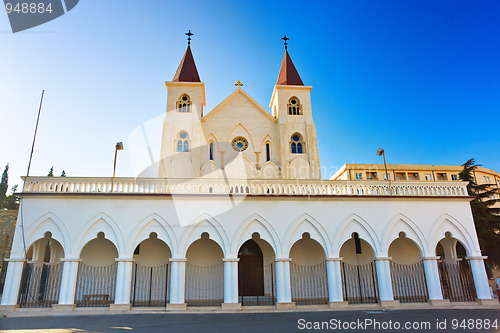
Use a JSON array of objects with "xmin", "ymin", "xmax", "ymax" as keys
[{"xmin": 0, "ymin": 309, "xmax": 499, "ymax": 333}]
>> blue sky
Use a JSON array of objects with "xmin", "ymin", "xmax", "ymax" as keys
[{"xmin": 1, "ymin": 0, "xmax": 499, "ymax": 187}]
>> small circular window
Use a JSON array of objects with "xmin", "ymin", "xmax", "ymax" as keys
[
  {"xmin": 290, "ymin": 99, "xmax": 297, "ymax": 105},
  {"xmin": 292, "ymin": 135, "xmax": 300, "ymax": 142},
  {"xmin": 179, "ymin": 132, "xmax": 188, "ymax": 139},
  {"xmin": 232, "ymin": 137, "xmax": 248, "ymax": 152}
]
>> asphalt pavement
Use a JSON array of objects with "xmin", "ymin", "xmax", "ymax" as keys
[{"xmin": 0, "ymin": 308, "xmax": 499, "ymax": 333}]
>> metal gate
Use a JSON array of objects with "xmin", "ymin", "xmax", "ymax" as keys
[
  {"xmin": 0, "ymin": 260, "xmax": 7, "ymax": 296},
  {"xmin": 290, "ymin": 262, "xmax": 328, "ymax": 305},
  {"xmin": 18, "ymin": 262, "xmax": 63, "ymax": 308},
  {"xmin": 438, "ymin": 260, "xmax": 476, "ymax": 302},
  {"xmin": 131, "ymin": 263, "xmax": 170, "ymax": 307},
  {"xmin": 341, "ymin": 262, "xmax": 379, "ymax": 304},
  {"xmin": 185, "ymin": 262, "xmax": 223, "ymax": 306},
  {"xmin": 390, "ymin": 261, "xmax": 428, "ymax": 303},
  {"xmin": 239, "ymin": 262, "xmax": 276, "ymax": 306},
  {"xmin": 75, "ymin": 262, "xmax": 117, "ymax": 307}
]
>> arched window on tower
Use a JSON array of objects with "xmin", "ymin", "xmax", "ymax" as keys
[
  {"xmin": 209, "ymin": 142, "xmax": 214, "ymax": 161},
  {"xmin": 177, "ymin": 94, "xmax": 192, "ymax": 113},
  {"xmin": 265, "ymin": 143, "xmax": 271, "ymax": 162},
  {"xmin": 176, "ymin": 131, "xmax": 190, "ymax": 152},
  {"xmin": 287, "ymin": 97, "xmax": 302, "ymax": 115},
  {"xmin": 290, "ymin": 133, "xmax": 305, "ymax": 154}
]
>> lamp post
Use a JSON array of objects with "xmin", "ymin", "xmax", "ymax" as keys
[
  {"xmin": 376, "ymin": 148, "xmax": 392, "ymax": 194},
  {"xmin": 113, "ymin": 142, "xmax": 124, "ymax": 178},
  {"xmin": 111, "ymin": 142, "xmax": 124, "ymax": 193}
]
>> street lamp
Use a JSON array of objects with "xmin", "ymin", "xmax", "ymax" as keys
[
  {"xmin": 113, "ymin": 142, "xmax": 124, "ymax": 178},
  {"xmin": 376, "ymin": 147, "xmax": 392, "ymax": 194}
]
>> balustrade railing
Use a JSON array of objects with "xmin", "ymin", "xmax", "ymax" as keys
[{"xmin": 20, "ymin": 177, "xmax": 469, "ymax": 198}]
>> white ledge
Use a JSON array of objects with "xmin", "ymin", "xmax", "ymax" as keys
[{"xmin": 17, "ymin": 176, "xmax": 470, "ymax": 198}]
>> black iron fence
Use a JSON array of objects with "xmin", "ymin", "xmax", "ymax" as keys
[
  {"xmin": 239, "ymin": 262, "xmax": 276, "ymax": 306},
  {"xmin": 438, "ymin": 260, "xmax": 476, "ymax": 302},
  {"xmin": 390, "ymin": 261, "xmax": 429, "ymax": 303},
  {"xmin": 185, "ymin": 262, "xmax": 223, "ymax": 306},
  {"xmin": 0, "ymin": 260, "xmax": 7, "ymax": 296},
  {"xmin": 131, "ymin": 263, "xmax": 170, "ymax": 307},
  {"xmin": 75, "ymin": 262, "xmax": 117, "ymax": 307},
  {"xmin": 290, "ymin": 261, "xmax": 328, "ymax": 305},
  {"xmin": 18, "ymin": 262, "xmax": 63, "ymax": 308},
  {"xmin": 341, "ymin": 262, "xmax": 379, "ymax": 304}
]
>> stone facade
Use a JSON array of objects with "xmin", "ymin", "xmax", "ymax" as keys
[{"xmin": 0, "ymin": 210, "xmax": 17, "ymax": 262}]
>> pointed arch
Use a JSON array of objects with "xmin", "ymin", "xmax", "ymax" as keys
[
  {"xmin": 180, "ymin": 214, "xmax": 229, "ymax": 257},
  {"xmin": 200, "ymin": 160, "xmax": 222, "ymax": 177},
  {"xmin": 19, "ymin": 212, "xmax": 70, "ymax": 257},
  {"xmin": 260, "ymin": 135, "xmax": 274, "ymax": 149},
  {"xmin": 206, "ymin": 133, "xmax": 218, "ymax": 144},
  {"xmin": 283, "ymin": 213, "xmax": 331, "ymax": 257},
  {"xmin": 73, "ymin": 212, "xmax": 124, "ymax": 257},
  {"xmin": 429, "ymin": 213, "xmax": 478, "ymax": 256},
  {"xmin": 127, "ymin": 213, "xmax": 178, "ymax": 257},
  {"xmin": 227, "ymin": 123, "xmax": 255, "ymax": 150},
  {"xmin": 261, "ymin": 161, "xmax": 280, "ymax": 179},
  {"xmin": 333, "ymin": 213, "xmax": 381, "ymax": 257},
  {"xmin": 382, "ymin": 213, "xmax": 427, "ymax": 255},
  {"xmin": 230, "ymin": 213, "xmax": 281, "ymax": 257},
  {"xmin": 224, "ymin": 154, "xmax": 257, "ymax": 179}
]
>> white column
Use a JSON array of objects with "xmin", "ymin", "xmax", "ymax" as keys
[
  {"xmin": 58, "ymin": 259, "xmax": 80, "ymax": 305},
  {"xmin": 0, "ymin": 258, "xmax": 24, "ymax": 306},
  {"xmin": 326, "ymin": 258, "xmax": 343, "ymax": 302},
  {"xmin": 422, "ymin": 257, "xmax": 443, "ymax": 300},
  {"xmin": 223, "ymin": 258, "xmax": 239, "ymax": 304},
  {"xmin": 275, "ymin": 258, "xmax": 292, "ymax": 304},
  {"xmin": 374, "ymin": 257, "xmax": 394, "ymax": 301},
  {"xmin": 114, "ymin": 258, "xmax": 134, "ymax": 305},
  {"xmin": 169, "ymin": 258, "xmax": 186, "ymax": 304},
  {"xmin": 468, "ymin": 256, "xmax": 492, "ymax": 300}
]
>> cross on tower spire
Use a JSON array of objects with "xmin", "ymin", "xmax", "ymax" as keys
[
  {"xmin": 186, "ymin": 30, "xmax": 194, "ymax": 45},
  {"xmin": 282, "ymin": 35, "xmax": 289, "ymax": 49}
]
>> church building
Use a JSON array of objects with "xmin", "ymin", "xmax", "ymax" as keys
[{"xmin": 0, "ymin": 34, "xmax": 496, "ymax": 312}]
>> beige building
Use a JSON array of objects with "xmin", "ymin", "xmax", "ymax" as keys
[
  {"xmin": 331, "ymin": 163, "xmax": 500, "ymax": 209},
  {"xmin": 158, "ymin": 44, "xmax": 321, "ymax": 180},
  {"xmin": 332, "ymin": 163, "xmax": 500, "ymax": 186}
]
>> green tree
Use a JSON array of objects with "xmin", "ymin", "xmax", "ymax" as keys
[
  {"xmin": 459, "ymin": 158, "xmax": 500, "ymax": 263},
  {"xmin": 4, "ymin": 185, "xmax": 19, "ymax": 210},
  {"xmin": 0, "ymin": 164, "xmax": 8, "ymax": 207},
  {"xmin": 48, "ymin": 166, "xmax": 54, "ymax": 177},
  {"xmin": 61, "ymin": 170, "xmax": 66, "ymax": 177}
]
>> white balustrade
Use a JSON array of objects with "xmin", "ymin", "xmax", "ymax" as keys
[{"xmin": 19, "ymin": 176, "xmax": 469, "ymax": 198}]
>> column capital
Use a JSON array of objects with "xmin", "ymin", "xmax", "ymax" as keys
[
  {"xmin": 223, "ymin": 258, "xmax": 240, "ymax": 262},
  {"xmin": 373, "ymin": 257, "xmax": 392, "ymax": 261},
  {"xmin": 325, "ymin": 257, "xmax": 343, "ymax": 262},
  {"xmin": 170, "ymin": 258, "xmax": 187, "ymax": 262},
  {"xmin": 4, "ymin": 258, "xmax": 25, "ymax": 262},
  {"xmin": 421, "ymin": 256, "xmax": 440, "ymax": 260},
  {"xmin": 275, "ymin": 258, "xmax": 292, "ymax": 262},
  {"xmin": 115, "ymin": 258, "xmax": 135, "ymax": 262},
  {"xmin": 60, "ymin": 258, "xmax": 82, "ymax": 262},
  {"xmin": 466, "ymin": 256, "xmax": 488, "ymax": 260}
]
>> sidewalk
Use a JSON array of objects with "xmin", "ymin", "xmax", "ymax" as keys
[{"xmin": 2, "ymin": 301, "xmax": 499, "ymax": 318}]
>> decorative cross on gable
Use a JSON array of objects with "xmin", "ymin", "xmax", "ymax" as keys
[
  {"xmin": 282, "ymin": 35, "xmax": 289, "ymax": 49},
  {"xmin": 186, "ymin": 30, "xmax": 194, "ymax": 45}
]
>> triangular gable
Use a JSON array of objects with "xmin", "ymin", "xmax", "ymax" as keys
[{"xmin": 202, "ymin": 88, "xmax": 277, "ymax": 123}]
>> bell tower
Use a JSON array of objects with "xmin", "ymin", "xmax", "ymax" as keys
[
  {"xmin": 159, "ymin": 31, "xmax": 206, "ymax": 178},
  {"xmin": 270, "ymin": 36, "xmax": 321, "ymax": 179}
]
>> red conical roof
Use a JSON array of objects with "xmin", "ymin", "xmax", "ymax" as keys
[
  {"xmin": 276, "ymin": 49, "xmax": 304, "ymax": 86},
  {"xmin": 172, "ymin": 45, "xmax": 201, "ymax": 82}
]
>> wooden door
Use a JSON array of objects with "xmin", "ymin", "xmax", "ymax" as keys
[{"xmin": 238, "ymin": 240, "xmax": 264, "ymax": 296}]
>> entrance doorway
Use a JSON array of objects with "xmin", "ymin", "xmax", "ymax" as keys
[{"xmin": 238, "ymin": 239, "xmax": 264, "ymax": 296}]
